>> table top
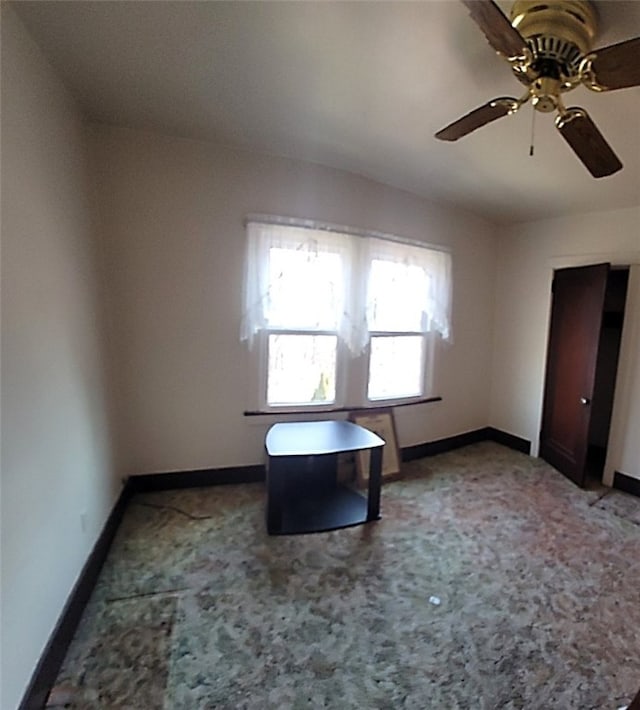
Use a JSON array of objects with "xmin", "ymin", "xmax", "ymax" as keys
[{"xmin": 265, "ymin": 420, "xmax": 385, "ymax": 457}]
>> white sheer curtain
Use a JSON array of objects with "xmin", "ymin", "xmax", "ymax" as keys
[
  {"xmin": 364, "ymin": 237, "xmax": 452, "ymax": 341},
  {"xmin": 240, "ymin": 221, "xmax": 361, "ymax": 350},
  {"xmin": 241, "ymin": 219, "xmax": 452, "ymax": 353}
]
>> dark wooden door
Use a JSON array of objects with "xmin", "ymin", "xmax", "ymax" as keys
[{"xmin": 539, "ymin": 263, "xmax": 610, "ymax": 487}]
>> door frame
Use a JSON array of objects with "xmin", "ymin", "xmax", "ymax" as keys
[{"xmin": 602, "ymin": 264, "xmax": 640, "ymax": 486}]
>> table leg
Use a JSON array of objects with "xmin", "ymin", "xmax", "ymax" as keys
[
  {"xmin": 266, "ymin": 456, "xmax": 283, "ymax": 534},
  {"xmin": 366, "ymin": 445, "xmax": 383, "ymax": 521}
]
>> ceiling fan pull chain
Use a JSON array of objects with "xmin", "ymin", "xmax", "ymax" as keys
[{"xmin": 529, "ymin": 105, "xmax": 536, "ymax": 157}]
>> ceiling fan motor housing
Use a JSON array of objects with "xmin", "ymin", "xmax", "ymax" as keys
[{"xmin": 510, "ymin": 0, "xmax": 598, "ymax": 80}]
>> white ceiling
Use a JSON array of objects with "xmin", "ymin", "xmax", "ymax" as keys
[{"xmin": 11, "ymin": 0, "xmax": 640, "ymax": 224}]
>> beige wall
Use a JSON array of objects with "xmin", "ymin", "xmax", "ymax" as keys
[
  {"xmin": 0, "ymin": 8, "xmax": 118, "ymax": 709},
  {"xmin": 88, "ymin": 124, "xmax": 499, "ymax": 476},
  {"xmin": 490, "ymin": 207, "xmax": 640, "ymax": 481}
]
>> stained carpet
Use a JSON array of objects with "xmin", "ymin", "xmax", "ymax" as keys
[{"xmin": 47, "ymin": 443, "xmax": 640, "ymax": 709}]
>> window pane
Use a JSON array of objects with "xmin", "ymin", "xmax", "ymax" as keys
[
  {"xmin": 267, "ymin": 248, "xmax": 344, "ymax": 330},
  {"xmin": 267, "ymin": 334, "xmax": 337, "ymax": 405},
  {"xmin": 368, "ymin": 259, "xmax": 428, "ymax": 331},
  {"xmin": 368, "ymin": 336, "xmax": 423, "ymax": 400}
]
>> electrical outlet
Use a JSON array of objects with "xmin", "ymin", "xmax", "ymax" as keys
[{"xmin": 80, "ymin": 511, "xmax": 88, "ymax": 534}]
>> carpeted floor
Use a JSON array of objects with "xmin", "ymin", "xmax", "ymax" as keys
[{"xmin": 47, "ymin": 442, "xmax": 640, "ymax": 709}]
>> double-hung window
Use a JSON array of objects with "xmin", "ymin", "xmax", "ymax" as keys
[
  {"xmin": 368, "ymin": 240, "xmax": 436, "ymax": 401},
  {"xmin": 241, "ymin": 218, "xmax": 451, "ymax": 411}
]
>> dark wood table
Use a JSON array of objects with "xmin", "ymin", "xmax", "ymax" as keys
[{"xmin": 265, "ymin": 420, "xmax": 385, "ymax": 535}]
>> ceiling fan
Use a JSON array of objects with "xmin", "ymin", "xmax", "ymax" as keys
[{"xmin": 435, "ymin": 0, "xmax": 640, "ymax": 177}]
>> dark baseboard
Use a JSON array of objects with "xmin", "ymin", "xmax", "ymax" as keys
[
  {"xmin": 19, "ymin": 480, "xmax": 134, "ymax": 710},
  {"xmin": 613, "ymin": 470, "xmax": 640, "ymax": 498},
  {"xmin": 401, "ymin": 427, "xmax": 489, "ymax": 461},
  {"xmin": 128, "ymin": 464, "xmax": 266, "ymax": 493},
  {"xmin": 485, "ymin": 427, "xmax": 531, "ymax": 455},
  {"xmin": 401, "ymin": 426, "xmax": 531, "ymax": 461}
]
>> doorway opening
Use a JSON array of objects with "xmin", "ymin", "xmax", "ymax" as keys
[{"xmin": 584, "ymin": 267, "xmax": 629, "ymax": 485}]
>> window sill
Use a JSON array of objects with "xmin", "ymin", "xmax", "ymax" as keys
[{"xmin": 243, "ymin": 396, "xmax": 442, "ymax": 417}]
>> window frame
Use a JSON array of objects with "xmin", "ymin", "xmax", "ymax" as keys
[
  {"xmin": 365, "ymin": 330, "xmax": 428, "ymax": 405},
  {"xmin": 258, "ymin": 327, "xmax": 348, "ymax": 412}
]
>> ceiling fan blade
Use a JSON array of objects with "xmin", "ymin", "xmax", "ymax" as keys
[
  {"xmin": 555, "ymin": 108, "xmax": 622, "ymax": 178},
  {"xmin": 590, "ymin": 37, "xmax": 640, "ymax": 90},
  {"xmin": 460, "ymin": 0, "xmax": 528, "ymax": 59},
  {"xmin": 435, "ymin": 98, "xmax": 519, "ymax": 141}
]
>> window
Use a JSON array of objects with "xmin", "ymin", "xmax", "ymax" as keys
[{"xmin": 241, "ymin": 218, "xmax": 451, "ymax": 410}]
